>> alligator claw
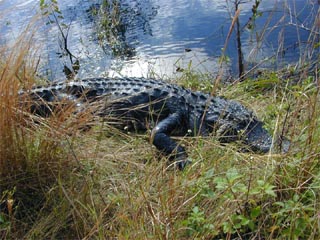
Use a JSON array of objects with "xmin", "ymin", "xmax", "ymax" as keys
[{"xmin": 175, "ymin": 158, "xmax": 192, "ymax": 170}]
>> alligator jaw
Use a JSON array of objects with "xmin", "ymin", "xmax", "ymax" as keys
[
  {"xmin": 245, "ymin": 121, "xmax": 273, "ymax": 153},
  {"xmin": 244, "ymin": 121, "xmax": 290, "ymax": 153}
]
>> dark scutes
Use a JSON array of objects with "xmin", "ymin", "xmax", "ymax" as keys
[{"xmin": 21, "ymin": 77, "xmax": 282, "ymax": 170}]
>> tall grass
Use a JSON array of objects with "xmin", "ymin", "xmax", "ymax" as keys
[
  {"xmin": 0, "ymin": 24, "xmax": 91, "ymax": 238},
  {"xmin": 0, "ymin": 4, "xmax": 319, "ymax": 240}
]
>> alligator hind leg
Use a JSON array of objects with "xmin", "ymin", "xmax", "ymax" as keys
[{"xmin": 151, "ymin": 112, "xmax": 190, "ymax": 170}]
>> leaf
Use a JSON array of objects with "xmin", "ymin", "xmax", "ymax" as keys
[
  {"xmin": 250, "ymin": 206, "xmax": 261, "ymax": 218},
  {"xmin": 193, "ymin": 206, "xmax": 199, "ymax": 214},
  {"xmin": 214, "ymin": 177, "xmax": 228, "ymax": 190},
  {"xmin": 248, "ymin": 221, "xmax": 255, "ymax": 230},
  {"xmin": 293, "ymin": 193, "xmax": 300, "ymax": 202},
  {"xmin": 226, "ymin": 168, "xmax": 243, "ymax": 183},
  {"xmin": 239, "ymin": 215, "xmax": 250, "ymax": 225},
  {"xmin": 222, "ymin": 221, "xmax": 234, "ymax": 233},
  {"xmin": 205, "ymin": 168, "xmax": 214, "ymax": 179},
  {"xmin": 274, "ymin": 201, "xmax": 285, "ymax": 207},
  {"xmin": 0, "ymin": 214, "xmax": 4, "ymax": 224},
  {"xmin": 265, "ymin": 185, "xmax": 276, "ymax": 197}
]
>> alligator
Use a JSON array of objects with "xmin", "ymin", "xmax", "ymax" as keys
[{"xmin": 20, "ymin": 77, "xmax": 287, "ymax": 170}]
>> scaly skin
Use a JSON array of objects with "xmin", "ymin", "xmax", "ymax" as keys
[{"xmin": 21, "ymin": 77, "xmax": 276, "ymax": 169}]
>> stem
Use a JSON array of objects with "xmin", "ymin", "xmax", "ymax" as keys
[{"xmin": 235, "ymin": 1, "xmax": 244, "ymax": 80}]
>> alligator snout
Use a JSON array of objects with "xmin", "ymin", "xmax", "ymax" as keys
[{"xmin": 244, "ymin": 121, "xmax": 290, "ymax": 153}]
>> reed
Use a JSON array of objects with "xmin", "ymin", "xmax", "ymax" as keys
[{"xmin": 0, "ymin": 23, "xmax": 92, "ymax": 238}]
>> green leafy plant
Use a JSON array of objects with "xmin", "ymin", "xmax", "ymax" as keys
[{"xmin": 182, "ymin": 206, "xmax": 214, "ymax": 237}]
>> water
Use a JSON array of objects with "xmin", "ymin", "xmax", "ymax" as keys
[{"xmin": 0, "ymin": 0, "xmax": 318, "ymax": 81}]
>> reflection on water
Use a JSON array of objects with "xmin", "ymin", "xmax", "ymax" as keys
[{"xmin": 0, "ymin": 0, "xmax": 318, "ymax": 80}]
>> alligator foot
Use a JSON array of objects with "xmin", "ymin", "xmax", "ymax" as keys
[
  {"xmin": 151, "ymin": 112, "xmax": 190, "ymax": 170},
  {"xmin": 174, "ymin": 155, "xmax": 192, "ymax": 170}
]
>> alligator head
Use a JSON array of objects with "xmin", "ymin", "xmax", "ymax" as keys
[
  {"xmin": 204, "ymin": 105, "xmax": 289, "ymax": 154},
  {"xmin": 243, "ymin": 120, "xmax": 290, "ymax": 153},
  {"xmin": 243, "ymin": 121, "xmax": 273, "ymax": 153}
]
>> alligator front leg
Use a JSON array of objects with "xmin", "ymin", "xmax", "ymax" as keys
[{"xmin": 151, "ymin": 112, "xmax": 190, "ymax": 170}]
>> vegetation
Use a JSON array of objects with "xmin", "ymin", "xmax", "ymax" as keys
[
  {"xmin": 0, "ymin": 1, "xmax": 319, "ymax": 240},
  {"xmin": 89, "ymin": 0, "xmax": 135, "ymax": 58}
]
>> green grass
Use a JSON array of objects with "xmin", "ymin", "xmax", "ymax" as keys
[{"xmin": 0, "ymin": 24, "xmax": 319, "ymax": 240}]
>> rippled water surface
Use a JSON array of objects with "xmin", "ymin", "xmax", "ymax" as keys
[{"xmin": 0, "ymin": 0, "xmax": 318, "ymax": 80}]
